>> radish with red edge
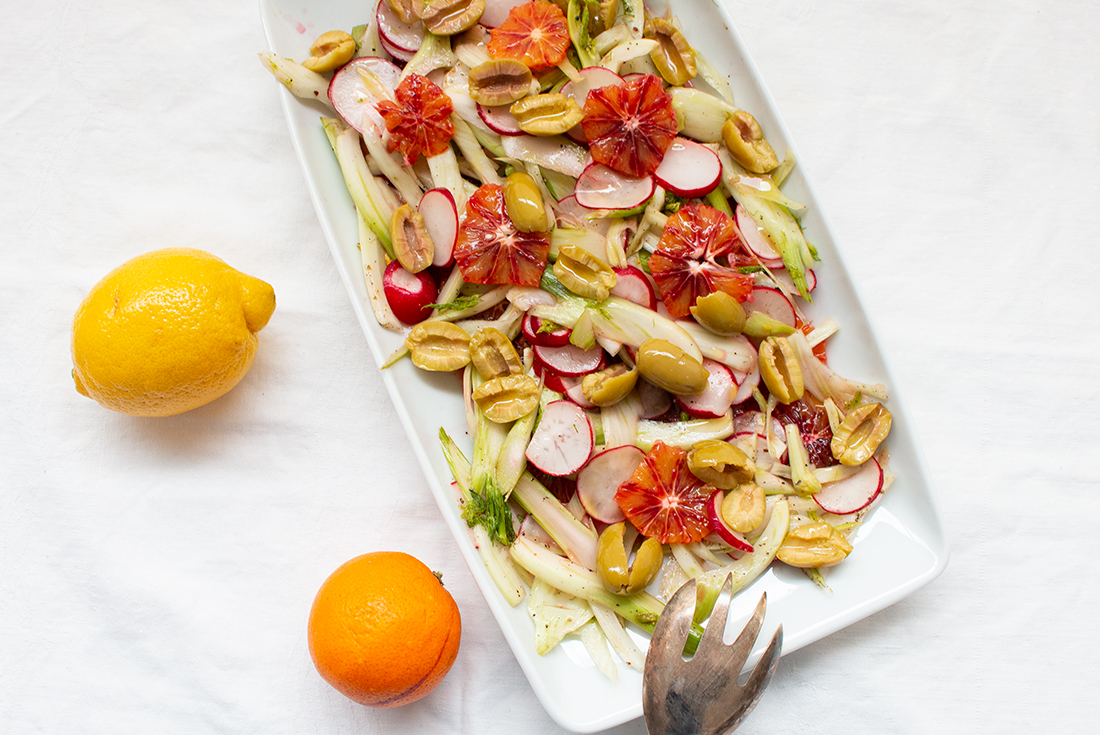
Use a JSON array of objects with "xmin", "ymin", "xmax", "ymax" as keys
[
  {"xmin": 611, "ymin": 266, "xmax": 657, "ymax": 310},
  {"xmin": 328, "ymin": 57, "xmax": 402, "ymax": 136},
  {"xmin": 636, "ymin": 379, "xmax": 672, "ymax": 419},
  {"xmin": 731, "ymin": 363, "xmax": 760, "ymax": 405},
  {"xmin": 477, "ymin": 104, "xmax": 525, "ymax": 136},
  {"xmin": 418, "ymin": 188, "xmax": 459, "ymax": 267},
  {"xmin": 523, "ymin": 314, "xmax": 571, "ymax": 347},
  {"xmin": 574, "ymin": 163, "xmax": 655, "ymax": 211},
  {"xmin": 376, "ymin": 0, "xmax": 423, "ymax": 53},
  {"xmin": 706, "ymin": 491, "xmax": 754, "ymax": 552},
  {"xmin": 533, "ymin": 343, "xmax": 605, "ymax": 376},
  {"xmin": 576, "ymin": 446, "xmax": 644, "ymax": 523},
  {"xmin": 382, "ymin": 260, "xmax": 437, "ymax": 324},
  {"xmin": 653, "ymin": 138, "xmax": 722, "ymax": 197},
  {"xmin": 745, "ymin": 286, "xmax": 796, "ymax": 328},
  {"xmin": 379, "ymin": 34, "xmax": 415, "ymax": 63},
  {"xmin": 772, "ymin": 267, "xmax": 817, "ymax": 296},
  {"xmin": 814, "ymin": 458, "xmax": 884, "ymax": 515},
  {"xmin": 533, "ymin": 360, "xmax": 569, "ymax": 393},
  {"xmin": 675, "ymin": 359, "xmax": 735, "ymax": 419},
  {"xmin": 560, "ymin": 376, "xmax": 596, "ymax": 408},
  {"xmin": 736, "ymin": 205, "xmax": 783, "ymax": 267},
  {"xmin": 525, "ymin": 401, "xmax": 594, "ymax": 477}
]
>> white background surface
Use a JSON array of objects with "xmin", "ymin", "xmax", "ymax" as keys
[{"xmin": 1, "ymin": 0, "xmax": 1096, "ymax": 733}]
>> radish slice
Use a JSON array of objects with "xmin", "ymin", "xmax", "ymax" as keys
[
  {"xmin": 382, "ymin": 260, "xmax": 437, "ymax": 325},
  {"xmin": 745, "ymin": 286, "xmax": 796, "ymax": 327},
  {"xmin": 376, "ymin": 0, "xmax": 424, "ymax": 53},
  {"xmin": 576, "ymin": 446, "xmax": 644, "ymax": 523},
  {"xmin": 736, "ymin": 205, "xmax": 783, "ymax": 265},
  {"xmin": 418, "ymin": 188, "xmax": 459, "ymax": 267},
  {"xmin": 379, "ymin": 33, "xmax": 415, "ymax": 63},
  {"xmin": 533, "ymin": 360, "xmax": 569, "ymax": 393},
  {"xmin": 327, "ymin": 57, "xmax": 401, "ymax": 135},
  {"xmin": 533, "ymin": 343, "xmax": 605, "ymax": 376},
  {"xmin": 525, "ymin": 401, "xmax": 594, "ymax": 476},
  {"xmin": 731, "ymin": 363, "xmax": 760, "ymax": 405},
  {"xmin": 478, "ymin": 104, "xmax": 525, "ymax": 136},
  {"xmin": 675, "ymin": 359, "xmax": 735, "ymax": 419},
  {"xmin": 561, "ymin": 67, "xmax": 624, "ymax": 104},
  {"xmin": 523, "ymin": 314, "xmax": 572, "ymax": 347},
  {"xmin": 611, "ymin": 266, "xmax": 657, "ymax": 310},
  {"xmin": 814, "ymin": 458, "xmax": 884, "ymax": 515},
  {"xmin": 480, "ymin": 0, "xmax": 530, "ymax": 27},
  {"xmin": 574, "ymin": 164, "xmax": 655, "ymax": 210},
  {"xmin": 653, "ymin": 138, "xmax": 722, "ymax": 197},
  {"xmin": 706, "ymin": 491, "xmax": 754, "ymax": 552},
  {"xmin": 561, "ymin": 376, "xmax": 596, "ymax": 408},
  {"xmin": 636, "ymin": 379, "xmax": 672, "ymax": 419},
  {"xmin": 771, "ymin": 267, "xmax": 817, "ymax": 297}
]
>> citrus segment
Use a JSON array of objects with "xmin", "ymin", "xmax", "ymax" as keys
[
  {"xmin": 614, "ymin": 441, "xmax": 714, "ymax": 543},
  {"xmin": 376, "ymin": 73, "xmax": 455, "ymax": 165},
  {"xmin": 307, "ymin": 551, "xmax": 461, "ymax": 708},
  {"xmin": 487, "ymin": 1, "xmax": 571, "ymax": 70},
  {"xmin": 70, "ymin": 248, "xmax": 275, "ymax": 417},
  {"xmin": 581, "ymin": 74, "xmax": 677, "ymax": 177},
  {"xmin": 454, "ymin": 184, "xmax": 550, "ymax": 286},
  {"xmin": 649, "ymin": 204, "xmax": 755, "ymax": 317}
]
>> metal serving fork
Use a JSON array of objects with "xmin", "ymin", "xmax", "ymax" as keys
[{"xmin": 642, "ymin": 575, "xmax": 782, "ymax": 735}]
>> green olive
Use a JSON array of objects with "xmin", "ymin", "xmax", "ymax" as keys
[
  {"xmin": 596, "ymin": 522, "xmax": 663, "ymax": 595},
  {"xmin": 635, "ymin": 339, "xmax": 709, "ymax": 395},
  {"xmin": 720, "ymin": 483, "xmax": 765, "ymax": 533},
  {"xmin": 553, "ymin": 244, "xmax": 617, "ymax": 300},
  {"xmin": 468, "ymin": 59, "xmax": 533, "ymax": 106},
  {"xmin": 510, "ymin": 93, "xmax": 584, "ymax": 136},
  {"xmin": 687, "ymin": 440, "xmax": 754, "ymax": 489},
  {"xmin": 722, "ymin": 109, "xmax": 779, "ymax": 174},
  {"xmin": 417, "ymin": 0, "xmax": 485, "ymax": 36},
  {"xmin": 690, "ymin": 291, "xmax": 746, "ymax": 336},
  {"xmin": 742, "ymin": 311, "xmax": 795, "ymax": 339},
  {"xmin": 758, "ymin": 336, "xmax": 803, "ymax": 404},
  {"xmin": 830, "ymin": 402, "xmax": 892, "ymax": 466},
  {"xmin": 503, "ymin": 172, "xmax": 549, "ymax": 233},
  {"xmin": 581, "ymin": 364, "xmax": 639, "ymax": 407},
  {"xmin": 644, "ymin": 17, "xmax": 697, "ymax": 87},
  {"xmin": 302, "ymin": 30, "xmax": 356, "ymax": 73},
  {"xmin": 469, "ymin": 327, "xmax": 522, "ymax": 379}
]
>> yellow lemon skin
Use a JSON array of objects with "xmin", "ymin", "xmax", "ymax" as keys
[{"xmin": 71, "ymin": 248, "xmax": 275, "ymax": 417}]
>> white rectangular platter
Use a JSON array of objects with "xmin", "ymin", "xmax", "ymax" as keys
[{"xmin": 260, "ymin": 1, "xmax": 950, "ymax": 730}]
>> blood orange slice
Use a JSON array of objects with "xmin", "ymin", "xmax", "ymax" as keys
[
  {"xmin": 582, "ymin": 74, "xmax": 677, "ymax": 177},
  {"xmin": 375, "ymin": 73, "xmax": 455, "ymax": 165},
  {"xmin": 454, "ymin": 184, "xmax": 550, "ymax": 287},
  {"xmin": 775, "ymin": 396, "xmax": 835, "ymax": 468},
  {"xmin": 614, "ymin": 441, "xmax": 714, "ymax": 543},
  {"xmin": 487, "ymin": 1, "xmax": 570, "ymax": 70},
  {"xmin": 649, "ymin": 204, "xmax": 755, "ymax": 317}
]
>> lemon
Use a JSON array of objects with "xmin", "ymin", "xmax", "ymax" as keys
[{"xmin": 71, "ymin": 248, "xmax": 276, "ymax": 417}]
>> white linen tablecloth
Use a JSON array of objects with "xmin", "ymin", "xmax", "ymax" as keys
[{"xmin": 2, "ymin": 1, "xmax": 1097, "ymax": 732}]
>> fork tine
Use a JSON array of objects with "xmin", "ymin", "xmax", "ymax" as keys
[
  {"xmin": 726, "ymin": 591, "xmax": 769, "ymax": 667},
  {"xmin": 692, "ymin": 573, "xmax": 734, "ymax": 659},
  {"xmin": 646, "ymin": 578, "xmax": 697, "ymax": 664},
  {"xmin": 742, "ymin": 623, "xmax": 783, "ymax": 706}
]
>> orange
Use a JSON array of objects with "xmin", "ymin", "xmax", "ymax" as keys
[
  {"xmin": 70, "ymin": 248, "xmax": 275, "ymax": 416},
  {"xmin": 488, "ymin": 1, "xmax": 570, "ymax": 70},
  {"xmin": 307, "ymin": 551, "xmax": 462, "ymax": 708}
]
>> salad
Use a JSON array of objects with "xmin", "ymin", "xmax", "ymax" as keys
[{"xmin": 261, "ymin": 0, "xmax": 895, "ymax": 679}]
